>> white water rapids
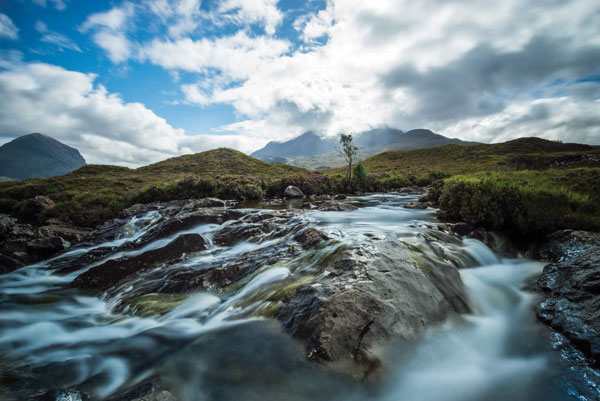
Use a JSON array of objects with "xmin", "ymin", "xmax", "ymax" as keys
[{"xmin": 0, "ymin": 194, "xmax": 596, "ymax": 400}]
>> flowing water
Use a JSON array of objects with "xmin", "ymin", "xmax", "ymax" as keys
[{"xmin": 0, "ymin": 195, "xmax": 597, "ymax": 400}]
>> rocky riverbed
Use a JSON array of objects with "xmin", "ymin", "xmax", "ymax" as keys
[{"xmin": 0, "ymin": 194, "xmax": 598, "ymax": 400}]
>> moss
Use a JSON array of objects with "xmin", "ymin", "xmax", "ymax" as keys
[
  {"xmin": 316, "ymin": 244, "xmax": 347, "ymax": 267},
  {"xmin": 411, "ymin": 255, "xmax": 433, "ymax": 275},
  {"xmin": 125, "ymin": 293, "xmax": 189, "ymax": 317},
  {"xmin": 401, "ymin": 241, "xmax": 423, "ymax": 253},
  {"xmin": 252, "ymin": 301, "xmax": 283, "ymax": 318},
  {"xmin": 268, "ymin": 274, "xmax": 316, "ymax": 302}
]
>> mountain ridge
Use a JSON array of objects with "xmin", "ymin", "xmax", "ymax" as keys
[
  {"xmin": 251, "ymin": 127, "xmax": 480, "ymax": 168},
  {"xmin": 0, "ymin": 133, "xmax": 86, "ymax": 180}
]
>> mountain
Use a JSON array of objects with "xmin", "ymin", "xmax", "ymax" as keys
[
  {"xmin": 0, "ymin": 133, "xmax": 86, "ymax": 180},
  {"xmin": 250, "ymin": 127, "xmax": 480, "ymax": 169},
  {"xmin": 382, "ymin": 129, "xmax": 480, "ymax": 151},
  {"xmin": 251, "ymin": 131, "xmax": 337, "ymax": 162},
  {"xmin": 138, "ymin": 148, "xmax": 305, "ymax": 176}
]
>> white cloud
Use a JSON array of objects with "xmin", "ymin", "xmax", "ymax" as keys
[
  {"xmin": 146, "ymin": 0, "xmax": 203, "ymax": 38},
  {"xmin": 0, "ymin": 62, "xmax": 188, "ymax": 166},
  {"xmin": 0, "ymin": 13, "xmax": 19, "ymax": 40},
  {"xmin": 80, "ymin": 3, "xmax": 135, "ymax": 63},
  {"xmin": 92, "ymin": 31, "xmax": 131, "ymax": 63},
  {"xmin": 294, "ymin": 9, "xmax": 332, "ymax": 43},
  {"xmin": 140, "ymin": 31, "xmax": 290, "ymax": 79},
  {"xmin": 218, "ymin": 0, "xmax": 283, "ymax": 35},
  {"xmin": 170, "ymin": 0, "xmax": 600, "ymax": 147},
  {"xmin": 35, "ymin": 21, "xmax": 81, "ymax": 52}
]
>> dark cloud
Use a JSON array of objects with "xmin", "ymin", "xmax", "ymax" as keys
[{"xmin": 382, "ymin": 36, "xmax": 600, "ymax": 123}]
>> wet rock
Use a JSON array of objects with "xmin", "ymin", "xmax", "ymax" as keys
[
  {"xmin": 450, "ymin": 222, "xmax": 476, "ymax": 236},
  {"xmin": 403, "ymin": 202, "xmax": 428, "ymax": 210},
  {"xmin": 26, "ymin": 236, "xmax": 67, "ymax": 259},
  {"xmin": 0, "ymin": 214, "xmax": 90, "ymax": 271},
  {"xmin": 276, "ymin": 239, "xmax": 467, "ymax": 370},
  {"xmin": 120, "ymin": 208, "xmax": 245, "ymax": 250},
  {"xmin": 284, "ymin": 186, "xmax": 304, "ymax": 199},
  {"xmin": 530, "ymin": 229, "xmax": 600, "ymax": 263},
  {"xmin": 397, "ymin": 187, "xmax": 426, "ymax": 195},
  {"xmin": 213, "ymin": 211, "xmax": 303, "ymax": 246},
  {"xmin": 294, "ymin": 227, "xmax": 329, "ymax": 249},
  {"xmin": 73, "ymin": 233, "xmax": 208, "ymax": 291},
  {"xmin": 39, "ymin": 389, "xmax": 89, "ymax": 401},
  {"xmin": 39, "ymin": 221, "xmax": 91, "ymax": 244},
  {"xmin": 119, "ymin": 198, "xmax": 227, "ymax": 219},
  {"xmin": 0, "ymin": 253, "xmax": 23, "ymax": 274},
  {"xmin": 17, "ymin": 195, "xmax": 55, "ymax": 217},
  {"xmin": 150, "ymin": 236, "xmax": 302, "ymax": 294},
  {"xmin": 334, "ymin": 194, "xmax": 347, "ymax": 200},
  {"xmin": 535, "ymin": 230, "xmax": 600, "ymax": 366},
  {"xmin": 0, "ymin": 214, "xmax": 17, "ymax": 238},
  {"xmin": 107, "ymin": 377, "xmax": 177, "ymax": 401},
  {"xmin": 314, "ymin": 201, "xmax": 358, "ymax": 212}
]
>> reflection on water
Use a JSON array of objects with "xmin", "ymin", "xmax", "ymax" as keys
[{"xmin": 0, "ymin": 194, "xmax": 596, "ymax": 400}]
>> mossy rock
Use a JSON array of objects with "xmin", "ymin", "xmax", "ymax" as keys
[{"xmin": 125, "ymin": 293, "xmax": 189, "ymax": 317}]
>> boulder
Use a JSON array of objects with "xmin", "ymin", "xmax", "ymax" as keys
[
  {"xmin": 403, "ymin": 202, "xmax": 428, "ymax": 209},
  {"xmin": 284, "ymin": 186, "xmax": 304, "ymax": 199},
  {"xmin": 17, "ymin": 195, "xmax": 55, "ymax": 217},
  {"xmin": 0, "ymin": 253, "xmax": 23, "ymax": 274},
  {"xmin": 294, "ymin": 227, "xmax": 329, "ymax": 249},
  {"xmin": 450, "ymin": 222, "xmax": 476, "ymax": 236},
  {"xmin": 276, "ymin": 239, "xmax": 468, "ymax": 370},
  {"xmin": 119, "ymin": 208, "xmax": 245, "ymax": 250},
  {"xmin": 0, "ymin": 215, "xmax": 90, "ymax": 272},
  {"xmin": 213, "ymin": 211, "xmax": 304, "ymax": 246},
  {"xmin": 73, "ymin": 233, "xmax": 208, "ymax": 291},
  {"xmin": 334, "ymin": 194, "xmax": 347, "ymax": 200},
  {"xmin": 26, "ymin": 237, "xmax": 67, "ymax": 259},
  {"xmin": 535, "ymin": 230, "xmax": 600, "ymax": 366},
  {"xmin": 0, "ymin": 214, "xmax": 17, "ymax": 239}
]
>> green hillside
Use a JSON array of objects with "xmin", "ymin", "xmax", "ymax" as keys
[
  {"xmin": 0, "ymin": 148, "xmax": 318, "ymax": 227},
  {"xmin": 0, "ymin": 139, "xmax": 598, "ymax": 237}
]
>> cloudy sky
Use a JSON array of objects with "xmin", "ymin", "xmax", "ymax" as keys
[{"xmin": 0, "ymin": 0, "xmax": 599, "ymax": 167}]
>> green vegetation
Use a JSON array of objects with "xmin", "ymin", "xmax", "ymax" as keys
[
  {"xmin": 0, "ymin": 138, "xmax": 598, "ymax": 238},
  {"xmin": 437, "ymin": 169, "xmax": 600, "ymax": 238},
  {"xmin": 352, "ymin": 161, "xmax": 369, "ymax": 192},
  {"xmin": 0, "ymin": 148, "xmax": 349, "ymax": 227}
]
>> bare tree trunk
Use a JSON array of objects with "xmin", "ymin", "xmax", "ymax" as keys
[{"xmin": 347, "ymin": 158, "xmax": 352, "ymax": 187}]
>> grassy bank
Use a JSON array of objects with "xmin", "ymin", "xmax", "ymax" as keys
[{"xmin": 435, "ymin": 168, "xmax": 600, "ymax": 238}]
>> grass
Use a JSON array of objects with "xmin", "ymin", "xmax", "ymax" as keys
[
  {"xmin": 0, "ymin": 139, "xmax": 598, "ymax": 238},
  {"xmin": 0, "ymin": 148, "xmax": 349, "ymax": 227},
  {"xmin": 437, "ymin": 168, "xmax": 600, "ymax": 238}
]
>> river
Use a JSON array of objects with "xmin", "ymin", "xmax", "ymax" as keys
[{"xmin": 0, "ymin": 194, "xmax": 597, "ymax": 400}]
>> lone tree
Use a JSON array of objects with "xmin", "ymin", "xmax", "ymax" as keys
[{"xmin": 339, "ymin": 134, "xmax": 358, "ymax": 185}]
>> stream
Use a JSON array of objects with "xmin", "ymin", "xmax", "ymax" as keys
[{"xmin": 0, "ymin": 194, "xmax": 597, "ymax": 400}]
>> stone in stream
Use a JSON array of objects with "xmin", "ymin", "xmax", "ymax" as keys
[
  {"xmin": 313, "ymin": 201, "xmax": 358, "ymax": 211},
  {"xmin": 130, "ymin": 208, "xmax": 245, "ymax": 248},
  {"xmin": 294, "ymin": 227, "xmax": 330, "ymax": 249},
  {"xmin": 0, "ymin": 213, "xmax": 91, "ymax": 273},
  {"xmin": 276, "ymin": 239, "xmax": 469, "ymax": 373},
  {"xmin": 213, "ymin": 211, "xmax": 304, "ymax": 246},
  {"xmin": 72, "ymin": 233, "xmax": 208, "ymax": 291},
  {"xmin": 403, "ymin": 201, "xmax": 428, "ymax": 209},
  {"xmin": 533, "ymin": 230, "xmax": 600, "ymax": 366},
  {"xmin": 284, "ymin": 185, "xmax": 304, "ymax": 199}
]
